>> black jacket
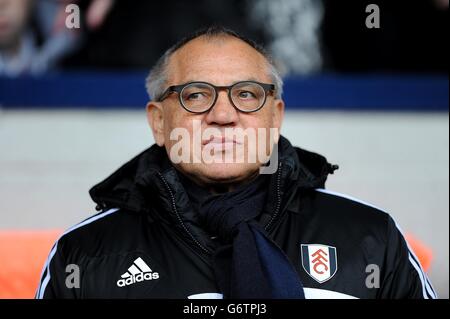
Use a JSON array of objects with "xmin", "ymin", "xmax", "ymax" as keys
[{"xmin": 36, "ymin": 136, "xmax": 436, "ymax": 299}]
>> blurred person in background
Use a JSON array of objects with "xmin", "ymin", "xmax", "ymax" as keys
[
  {"xmin": 63, "ymin": 0, "xmax": 267, "ymax": 70},
  {"xmin": 0, "ymin": 0, "xmax": 114, "ymax": 76},
  {"xmin": 63, "ymin": 0, "xmax": 324, "ymax": 75},
  {"xmin": 61, "ymin": 0, "xmax": 447, "ymax": 75},
  {"xmin": 248, "ymin": 0, "xmax": 324, "ymax": 75}
]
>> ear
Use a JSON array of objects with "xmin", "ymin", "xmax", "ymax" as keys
[
  {"xmin": 146, "ymin": 102, "xmax": 165, "ymax": 146},
  {"xmin": 272, "ymin": 99, "xmax": 285, "ymax": 143}
]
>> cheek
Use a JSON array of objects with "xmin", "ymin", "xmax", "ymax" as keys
[
  {"xmin": 163, "ymin": 106, "xmax": 184, "ymax": 136},
  {"xmin": 165, "ymin": 114, "xmax": 197, "ymax": 132},
  {"xmin": 163, "ymin": 115, "xmax": 198, "ymax": 150},
  {"xmin": 241, "ymin": 109, "xmax": 275, "ymax": 131},
  {"xmin": 239, "ymin": 114, "xmax": 277, "ymax": 156}
]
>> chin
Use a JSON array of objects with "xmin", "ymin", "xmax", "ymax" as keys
[{"xmin": 181, "ymin": 162, "xmax": 260, "ymax": 185}]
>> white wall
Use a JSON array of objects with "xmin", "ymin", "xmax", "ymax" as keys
[{"xmin": 0, "ymin": 109, "xmax": 448, "ymax": 297}]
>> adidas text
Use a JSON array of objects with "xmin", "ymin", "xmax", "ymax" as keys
[{"xmin": 117, "ymin": 272, "xmax": 159, "ymax": 287}]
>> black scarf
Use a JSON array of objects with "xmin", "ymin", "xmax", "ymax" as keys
[{"xmin": 181, "ymin": 173, "xmax": 305, "ymax": 299}]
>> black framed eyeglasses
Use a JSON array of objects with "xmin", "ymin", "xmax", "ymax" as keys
[{"xmin": 157, "ymin": 81, "xmax": 276, "ymax": 113}]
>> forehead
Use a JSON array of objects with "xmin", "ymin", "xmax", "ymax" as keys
[{"xmin": 167, "ymin": 36, "xmax": 271, "ymax": 85}]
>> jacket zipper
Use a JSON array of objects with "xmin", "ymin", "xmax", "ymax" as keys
[
  {"xmin": 158, "ymin": 161, "xmax": 282, "ymax": 254},
  {"xmin": 264, "ymin": 161, "xmax": 283, "ymax": 232},
  {"xmin": 158, "ymin": 172, "xmax": 212, "ymax": 255}
]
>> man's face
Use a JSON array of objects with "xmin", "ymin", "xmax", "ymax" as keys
[
  {"xmin": 0, "ymin": 0, "xmax": 32, "ymax": 50},
  {"xmin": 147, "ymin": 36, "xmax": 284, "ymax": 187}
]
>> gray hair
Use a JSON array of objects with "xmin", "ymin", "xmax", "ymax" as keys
[{"xmin": 145, "ymin": 26, "xmax": 284, "ymax": 102}]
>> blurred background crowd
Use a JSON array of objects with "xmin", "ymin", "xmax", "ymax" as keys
[{"xmin": 0, "ymin": 0, "xmax": 447, "ymax": 76}]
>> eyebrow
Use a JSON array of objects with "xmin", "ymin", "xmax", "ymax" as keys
[{"xmin": 178, "ymin": 77, "xmax": 263, "ymax": 85}]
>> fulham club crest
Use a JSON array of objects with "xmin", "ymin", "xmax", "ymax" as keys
[{"xmin": 301, "ymin": 244, "xmax": 338, "ymax": 283}]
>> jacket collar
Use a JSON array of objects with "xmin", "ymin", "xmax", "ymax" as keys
[{"xmin": 89, "ymin": 136, "xmax": 337, "ymax": 253}]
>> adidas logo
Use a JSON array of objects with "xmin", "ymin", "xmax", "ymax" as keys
[{"xmin": 116, "ymin": 257, "xmax": 160, "ymax": 287}]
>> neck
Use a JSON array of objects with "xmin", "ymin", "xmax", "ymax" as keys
[{"xmin": 180, "ymin": 170, "xmax": 261, "ymax": 194}]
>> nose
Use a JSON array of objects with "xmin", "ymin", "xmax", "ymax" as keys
[{"xmin": 204, "ymin": 90, "xmax": 239, "ymax": 126}]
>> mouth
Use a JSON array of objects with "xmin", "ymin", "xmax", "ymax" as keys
[
  {"xmin": 202, "ymin": 136, "xmax": 242, "ymax": 146},
  {"xmin": 201, "ymin": 136, "xmax": 243, "ymax": 152}
]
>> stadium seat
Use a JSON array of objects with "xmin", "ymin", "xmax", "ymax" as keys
[{"xmin": 0, "ymin": 230, "xmax": 62, "ymax": 299}]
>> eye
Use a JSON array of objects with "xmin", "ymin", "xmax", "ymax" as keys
[
  {"xmin": 185, "ymin": 91, "xmax": 210, "ymax": 101},
  {"xmin": 187, "ymin": 92, "xmax": 204, "ymax": 100},
  {"xmin": 237, "ymin": 91, "xmax": 257, "ymax": 99}
]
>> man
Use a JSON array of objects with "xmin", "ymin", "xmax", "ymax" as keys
[{"xmin": 36, "ymin": 26, "xmax": 436, "ymax": 299}]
